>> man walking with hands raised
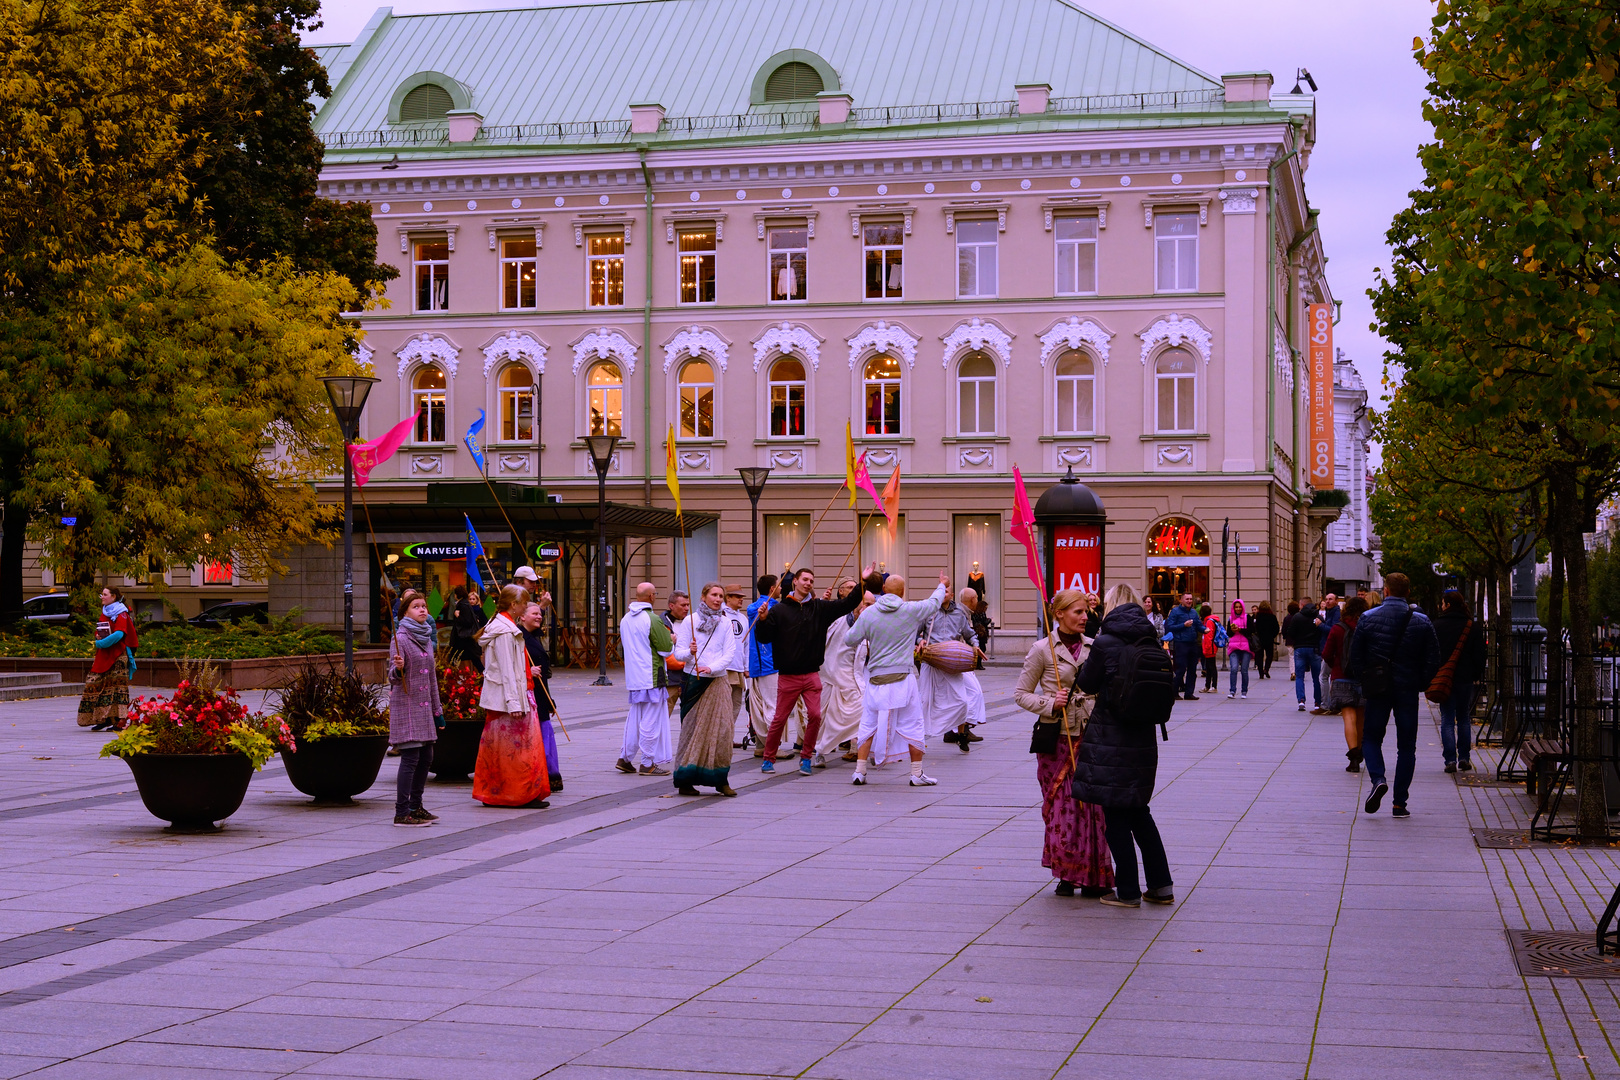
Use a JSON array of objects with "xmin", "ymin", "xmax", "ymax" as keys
[{"xmin": 847, "ymin": 571, "xmax": 950, "ymax": 787}]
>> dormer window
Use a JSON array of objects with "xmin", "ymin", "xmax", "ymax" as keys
[
  {"xmin": 399, "ymin": 83, "xmax": 453, "ymax": 123},
  {"xmin": 764, "ymin": 61, "xmax": 823, "ymax": 101}
]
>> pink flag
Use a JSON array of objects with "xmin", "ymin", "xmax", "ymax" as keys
[
  {"xmin": 348, "ymin": 410, "xmax": 419, "ymax": 486},
  {"xmin": 853, "ymin": 451, "xmax": 884, "ymax": 510},
  {"xmin": 1010, "ymin": 465, "xmax": 1046, "ymax": 601}
]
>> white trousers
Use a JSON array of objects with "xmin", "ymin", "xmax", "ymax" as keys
[
  {"xmin": 858, "ymin": 673, "xmax": 927, "ymax": 765},
  {"xmin": 918, "ymin": 665, "xmax": 987, "ymax": 739},
  {"xmin": 621, "ymin": 692, "xmax": 672, "ymax": 766}
]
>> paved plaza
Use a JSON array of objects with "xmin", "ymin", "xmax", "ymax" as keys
[{"xmin": 2, "ymin": 667, "xmax": 1620, "ymax": 1079}]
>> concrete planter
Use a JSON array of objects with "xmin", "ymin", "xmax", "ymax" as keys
[
  {"xmin": 280, "ymin": 734, "xmax": 392, "ymax": 804},
  {"xmin": 122, "ymin": 752, "xmax": 255, "ymax": 831},
  {"xmin": 0, "ymin": 651, "xmax": 389, "ymax": 689}
]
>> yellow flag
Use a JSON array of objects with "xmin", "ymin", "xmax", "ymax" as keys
[
  {"xmin": 844, "ymin": 420, "xmax": 857, "ymax": 508},
  {"xmin": 665, "ymin": 423, "xmax": 680, "ymax": 515}
]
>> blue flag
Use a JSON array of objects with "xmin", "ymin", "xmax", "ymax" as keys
[
  {"xmin": 464, "ymin": 409, "xmax": 487, "ymax": 474},
  {"xmin": 465, "ymin": 514, "xmax": 487, "ymax": 589}
]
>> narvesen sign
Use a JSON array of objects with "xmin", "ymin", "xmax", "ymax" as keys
[
  {"xmin": 1052, "ymin": 524, "xmax": 1103, "ymax": 594},
  {"xmin": 403, "ymin": 543, "xmax": 469, "ymax": 560},
  {"xmin": 1308, "ymin": 302, "xmax": 1335, "ymax": 490}
]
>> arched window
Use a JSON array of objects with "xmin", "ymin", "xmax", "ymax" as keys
[
  {"xmin": 677, "ymin": 359, "xmax": 714, "ymax": 438},
  {"xmin": 498, "ymin": 365, "xmax": 533, "ymax": 442},
  {"xmin": 768, "ymin": 357, "xmax": 806, "ymax": 437},
  {"xmin": 400, "ymin": 83, "xmax": 453, "ymax": 123},
  {"xmin": 863, "ymin": 354, "xmax": 901, "ymax": 436},
  {"xmin": 956, "ymin": 351, "xmax": 996, "ymax": 436},
  {"xmin": 587, "ymin": 361, "xmax": 623, "ymax": 437},
  {"xmin": 1055, "ymin": 350, "xmax": 1095, "ymax": 435},
  {"xmin": 764, "ymin": 61, "xmax": 824, "ymax": 102},
  {"xmin": 1155, "ymin": 348, "xmax": 1196, "ymax": 433},
  {"xmin": 412, "ymin": 366, "xmax": 447, "ymax": 443}
]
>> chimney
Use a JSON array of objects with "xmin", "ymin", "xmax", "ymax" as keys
[
  {"xmin": 629, "ymin": 102, "xmax": 666, "ymax": 134},
  {"xmin": 817, "ymin": 91, "xmax": 852, "ymax": 125},
  {"xmin": 1015, "ymin": 83, "xmax": 1051, "ymax": 115},
  {"xmin": 1221, "ymin": 72, "xmax": 1274, "ymax": 103},
  {"xmin": 445, "ymin": 110, "xmax": 483, "ymax": 143}
]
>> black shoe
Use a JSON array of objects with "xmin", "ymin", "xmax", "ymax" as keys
[
  {"xmin": 677, "ymin": 785, "xmax": 700, "ymax": 796},
  {"xmin": 1444, "ymin": 763, "xmax": 1456, "ymax": 774},
  {"xmin": 411, "ymin": 807, "xmax": 439, "ymax": 821},
  {"xmin": 1392, "ymin": 805, "xmax": 1410, "ymax": 818},
  {"xmin": 1054, "ymin": 880, "xmax": 1076, "ymax": 897},
  {"xmin": 943, "ymin": 731, "xmax": 959, "ymax": 743},
  {"xmin": 1345, "ymin": 761, "xmax": 1361, "ymax": 773},
  {"xmin": 1079, "ymin": 885, "xmax": 1111, "ymax": 898},
  {"xmin": 1364, "ymin": 782, "xmax": 1388, "ymax": 814},
  {"xmin": 519, "ymin": 798, "xmax": 550, "ymax": 809},
  {"xmin": 1458, "ymin": 761, "xmax": 1473, "ymax": 772},
  {"xmin": 615, "ymin": 757, "xmax": 636, "ymax": 774}
]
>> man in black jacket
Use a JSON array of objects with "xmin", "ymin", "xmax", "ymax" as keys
[
  {"xmin": 755, "ymin": 563, "xmax": 873, "ymax": 774},
  {"xmin": 1348, "ymin": 573, "xmax": 1441, "ymax": 817}
]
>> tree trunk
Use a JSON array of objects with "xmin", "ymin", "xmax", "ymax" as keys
[
  {"xmin": 1547, "ymin": 517, "xmax": 1565, "ymax": 742},
  {"xmin": 0, "ymin": 499, "xmax": 25, "ymax": 621},
  {"xmin": 1551, "ymin": 465, "xmax": 1605, "ymax": 840}
]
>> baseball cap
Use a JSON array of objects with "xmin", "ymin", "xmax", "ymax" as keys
[{"xmin": 513, "ymin": 565, "xmax": 538, "ymax": 582}]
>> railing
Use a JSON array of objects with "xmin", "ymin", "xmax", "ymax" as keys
[
  {"xmin": 323, "ymin": 126, "xmax": 450, "ymax": 148},
  {"xmin": 1047, "ymin": 88, "xmax": 1226, "ymax": 114},
  {"xmin": 476, "ymin": 119, "xmax": 634, "ymax": 143}
]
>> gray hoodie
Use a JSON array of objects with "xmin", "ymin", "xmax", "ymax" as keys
[{"xmin": 847, "ymin": 583, "xmax": 948, "ymax": 678}]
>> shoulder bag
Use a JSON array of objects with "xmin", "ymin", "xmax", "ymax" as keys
[{"xmin": 1425, "ymin": 618, "xmax": 1473, "ymax": 704}]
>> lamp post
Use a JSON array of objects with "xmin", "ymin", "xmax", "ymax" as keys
[
  {"xmin": 737, "ymin": 467, "xmax": 771, "ymax": 598},
  {"xmin": 584, "ymin": 434, "xmax": 620, "ymax": 686},
  {"xmin": 321, "ymin": 375, "xmax": 379, "ymax": 675}
]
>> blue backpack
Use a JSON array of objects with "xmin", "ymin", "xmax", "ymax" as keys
[{"xmin": 1213, "ymin": 621, "xmax": 1229, "ymax": 649}]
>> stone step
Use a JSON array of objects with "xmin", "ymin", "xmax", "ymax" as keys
[
  {"xmin": 0, "ymin": 673, "xmax": 85, "ymax": 701},
  {"xmin": 0, "ymin": 671, "xmax": 60, "ymax": 687}
]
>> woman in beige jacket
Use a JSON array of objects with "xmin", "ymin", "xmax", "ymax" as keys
[
  {"xmin": 474, "ymin": 585, "xmax": 550, "ymax": 808},
  {"xmin": 1015, "ymin": 588, "xmax": 1114, "ymax": 898}
]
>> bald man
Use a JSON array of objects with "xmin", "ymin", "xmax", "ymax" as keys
[
  {"xmin": 846, "ymin": 571, "xmax": 950, "ymax": 786},
  {"xmin": 616, "ymin": 582, "xmax": 674, "ymax": 775}
]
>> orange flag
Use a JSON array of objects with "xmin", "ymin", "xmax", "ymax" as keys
[{"xmin": 880, "ymin": 465, "xmax": 901, "ymax": 542}]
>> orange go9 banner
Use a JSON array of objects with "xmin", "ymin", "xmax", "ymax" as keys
[{"xmin": 1307, "ymin": 303, "xmax": 1334, "ymax": 489}]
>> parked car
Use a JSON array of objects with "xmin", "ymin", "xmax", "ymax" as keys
[
  {"xmin": 22, "ymin": 593, "xmax": 72, "ymax": 625},
  {"xmin": 189, "ymin": 601, "xmax": 269, "ymax": 628}
]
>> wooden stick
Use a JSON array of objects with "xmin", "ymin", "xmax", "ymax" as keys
[
  {"xmin": 783, "ymin": 485, "xmax": 845, "ymax": 578},
  {"xmin": 834, "ymin": 510, "xmax": 875, "ymax": 585}
]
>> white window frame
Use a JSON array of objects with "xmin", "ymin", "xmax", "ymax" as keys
[
  {"xmin": 768, "ymin": 227, "xmax": 808, "ymax": 303},
  {"xmin": 413, "ymin": 240, "xmax": 449, "ymax": 312},
  {"xmin": 677, "ymin": 227, "xmax": 717, "ymax": 305},
  {"xmin": 1154, "ymin": 213, "xmax": 1198, "ymax": 293},
  {"xmin": 586, "ymin": 360, "xmax": 625, "ymax": 437},
  {"xmin": 676, "ymin": 358, "xmax": 715, "ymax": 438},
  {"xmin": 862, "ymin": 354, "xmax": 903, "ymax": 436},
  {"xmin": 955, "ymin": 352, "xmax": 998, "ymax": 436},
  {"xmin": 411, "ymin": 365, "xmax": 449, "ymax": 444},
  {"xmin": 500, "ymin": 237, "xmax": 537, "ymax": 310},
  {"xmin": 497, "ymin": 364, "xmax": 535, "ymax": 442},
  {"xmin": 956, "ymin": 219, "xmax": 999, "ymax": 299},
  {"xmin": 767, "ymin": 356, "xmax": 807, "ymax": 438},
  {"xmin": 1054, "ymin": 216, "xmax": 1098, "ymax": 297},
  {"xmin": 1154, "ymin": 349, "xmax": 1197, "ymax": 434},
  {"xmin": 863, "ymin": 222, "xmax": 904, "ymax": 300},
  {"xmin": 1054, "ymin": 350, "xmax": 1097, "ymax": 436},
  {"xmin": 586, "ymin": 233, "xmax": 626, "ymax": 308}
]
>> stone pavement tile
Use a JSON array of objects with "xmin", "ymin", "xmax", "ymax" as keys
[
  {"xmin": 76, "ymin": 1039, "xmax": 327, "ymax": 1072},
  {"xmin": 1076, "ymin": 1024, "xmax": 1311, "ymax": 1063},
  {"xmin": 1305, "ymin": 1043, "xmax": 1558, "ymax": 1079},
  {"xmin": 48, "ymin": 971, "xmax": 307, "ymax": 1009},
  {"xmin": 2, "ymin": 1063, "xmax": 282, "ymax": 1080},
  {"xmin": 350, "ymin": 1019, "xmax": 601, "ymax": 1062},
  {"xmin": 0, "ymin": 1056, "xmax": 60, "ymax": 1080},
  {"xmin": 0, "ymin": 999, "xmax": 207, "ymax": 1036},
  {"xmin": 432, "ymin": 1001, "xmax": 657, "ymax": 1031},
  {"xmin": 139, "ymin": 1011, "xmax": 411, "ymax": 1054},
  {"xmin": 572, "ymin": 1031, "xmax": 836, "ymax": 1075},
  {"xmin": 638, "ymin": 1011, "xmax": 862, "ymax": 1043},
  {"xmin": 1312, "ymin": 1022, "xmax": 1547, "ymax": 1054},
  {"xmin": 290, "ymin": 1052, "xmax": 560, "ymax": 1080},
  {"xmin": 1055, "ymin": 1052, "xmax": 1308, "ymax": 1080},
  {"xmin": 804, "ymin": 1040, "xmax": 1067, "ymax": 1080},
  {"xmin": 232, "ymin": 993, "xmax": 452, "ymax": 1022},
  {"xmin": 855, "ymin": 1013, "xmax": 1080, "ymax": 1052},
  {"xmin": 541, "ymin": 1067, "xmax": 776, "ymax": 1080}
]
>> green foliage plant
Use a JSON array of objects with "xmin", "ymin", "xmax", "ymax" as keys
[{"xmin": 271, "ymin": 661, "xmax": 389, "ymax": 745}]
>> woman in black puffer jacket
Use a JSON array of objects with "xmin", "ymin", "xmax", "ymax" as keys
[{"xmin": 1073, "ymin": 583, "xmax": 1173, "ymax": 909}]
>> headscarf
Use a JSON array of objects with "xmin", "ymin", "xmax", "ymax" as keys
[{"xmin": 400, "ymin": 610, "xmax": 436, "ymax": 655}]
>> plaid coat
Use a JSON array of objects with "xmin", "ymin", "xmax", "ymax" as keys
[{"xmin": 389, "ymin": 626, "xmax": 442, "ymax": 744}]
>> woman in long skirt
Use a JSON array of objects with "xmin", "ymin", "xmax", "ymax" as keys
[
  {"xmin": 1014, "ymin": 588, "xmax": 1114, "ymax": 898},
  {"xmin": 79, "ymin": 587, "xmax": 136, "ymax": 730},
  {"xmin": 474, "ymin": 585, "xmax": 550, "ymax": 808},
  {"xmin": 672, "ymin": 583, "xmax": 740, "ymax": 797}
]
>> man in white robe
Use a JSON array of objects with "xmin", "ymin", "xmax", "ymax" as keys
[
  {"xmin": 815, "ymin": 590, "xmax": 873, "ymax": 767},
  {"xmin": 616, "ymin": 582, "xmax": 673, "ymax": 776},
  {"xmin": 846, "ymin": 574, "xmax": 949, "ymax": 786},
  {"xmin": 919, "ymin": 588, "xmax": 988, "ymax": 749}
]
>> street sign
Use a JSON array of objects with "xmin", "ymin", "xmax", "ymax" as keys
[
  {"xmin": 1308, "ymin": 302, "xmax": 1335, "ymax": 489},
  {"xmin": 1051, "ymin": 524, "xmax": 1102, "ymax": 594},
  {"xmin": 534, "ymin": 541, "xmax": 563, "ymax": 562},
  {"xmin": 59, "ymin": 517, "xmax": 77, "ymax": 527},
  {"xmin": 403, "ymin": 542, "xmax": 468, "ymax": 560},
  {"xmin": 1238, "ymin": 545, "xmax": 1260, "ymax": 554}
]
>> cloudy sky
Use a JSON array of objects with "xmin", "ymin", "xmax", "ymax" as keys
[{"xmin": 312, "ymin": 0, "xmax": 1434, "ymax": 424}]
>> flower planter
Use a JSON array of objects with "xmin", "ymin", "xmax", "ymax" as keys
[
  {"xmin": 123, "ymin": 752, "xmax": 255, "ymax": 831},
  {"xmin": 280, "ymin": 734, "xmax": 391, "ymax": 804},
  {"xmin": 431, "ymin": 719, "xmax": 486, "ymax": 781}
]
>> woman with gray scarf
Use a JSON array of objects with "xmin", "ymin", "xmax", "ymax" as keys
[
  {"xmin": 671, "ymin": 583, "xmax": 741, "ymax": 796},
  {"xmin": 390, "ymin": 590, "xmax": 443, "ymax": 827}
]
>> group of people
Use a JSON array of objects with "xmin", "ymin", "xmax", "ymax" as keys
[
  {"xmin": 614, "ymin": 564, "xmax": 992, "ymax": 797},
  {"xmin": 1157, "ymin": 595, "xmax": 1282, "ymax": 700}
]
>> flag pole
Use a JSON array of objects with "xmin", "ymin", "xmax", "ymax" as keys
[
  {"xmin": 834, "ymin": 509, "xmax": 874, "ymax": 585},
  {"xmin": 354, "ymin": 484, "xmax": 397, "ymax": 643},
  {"xmin": 783, "ymin": 484, "xmax": 845, "ymax": 578}
]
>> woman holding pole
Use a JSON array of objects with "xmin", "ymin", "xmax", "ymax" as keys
[{"xmin": 672, "ymin": 583, "xmax": 742, "ymax": 796}]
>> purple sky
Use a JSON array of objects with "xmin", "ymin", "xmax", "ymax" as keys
[{"xmin": 311, "ymin": 0, "xmax": 1434, "ymax": 441}]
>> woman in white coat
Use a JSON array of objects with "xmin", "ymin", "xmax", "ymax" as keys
[
  {"xmin": 672, "ymin": 583, "xmax": 742, "ymax": 797},
  {"xmin": 474, "ymin": 585, "xmax": 550, "ymax": 808}
]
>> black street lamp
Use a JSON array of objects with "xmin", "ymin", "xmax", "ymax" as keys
[
  {"xmin": 584, "ymin": 433, "xmax": 620, "ymax": 686},
  {"xmin": 737, "ymin": 467, "xmax": 771, "ymax": 598},
  {"xmin": 321, "ymin": 375, "xmax": 379, "ymax": 674}
]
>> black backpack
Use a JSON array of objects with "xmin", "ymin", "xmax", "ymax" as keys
[{"xmin": 1108, "ymin": 636, "xmax": 1177, "ymax": 738}]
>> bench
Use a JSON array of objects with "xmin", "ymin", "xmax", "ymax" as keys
[{"xmin": 1521, "ymin": 737, "xmax": 1568, "ymax": 812}]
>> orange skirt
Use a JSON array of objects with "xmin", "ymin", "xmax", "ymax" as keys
[{"xmin": 473, "ymin": 709, "xmax": 551, "ymax": 807}]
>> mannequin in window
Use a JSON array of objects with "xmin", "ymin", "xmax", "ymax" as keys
[{"xmin": 967, "ymin": 562, "xmax": 987, "ymax": 605}]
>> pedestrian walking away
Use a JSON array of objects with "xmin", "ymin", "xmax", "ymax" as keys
[
  {"xmin": 1015, "ymin": 588, "xmax": 1115, "ymax": 899},
  {"xmin": 1315, "ymin": 593, "xmax": 1342, "ymax": 714},
  {"xmin": 1348, "ymin": 573, "xmax": 1440, "ymax": 818},
  {"xmin": 617, "ymin": 583, "xmax": 675, "ymax": 776},
  {"xmin": 846, "ymin": 572, "xmax": 949, "ymax": 785},
  {"xmin": 753, "ymin": 563, "xmax": 874, "ymax": 773},
  {"xmin": 448, "ymin": 584, "xmax": 487, "ymax": 670},
  {"xmin": 519, "ymin": 600, "xmax": 563, "ymax": 793},
  {"xmin": 1429, "ymin": 588, "xmax": 1486, "ymax": 773},
  {"xmin": 79, "ymin": 586, "xmax": 137, "ymax": 731},
  {"xmin": 1285, "ymin": 598, "xmax": 1324, "ymax": 712},
  {"xmin": 1073, "ymin": 583, "xmax": 1174, "ymax": 908},
  {"xmin": 671, "ymin": 583, "xmax": 743, "ymax": 796},
  {"xmin": 1165, "ymin": 593, "xmax": 1202, "ymax": 700},
  {"xmin": 1322, "ymin": 597, "xmax": 1368, "ymax": 773},
  {"xmin": 1251, "ymin": 601, "xmax": 1280, "ymax": 679},
  {"xmin": 475, "ymin": 585, "xmax": 551, "ymax": 808},
  {"xmin": 921, "ymin": 587, "xmax": 989, "ymax": 751},
  {"xmin": 816, "ymin": 589, "xmax": 873, "ymax": 766},
  {"xmin": 389, "ymin": 589, "xmax": 443, "ymax": 826},
  {"xmin": 1225, "ymin": 599, "xmax": 1252, "ymax": 698}
]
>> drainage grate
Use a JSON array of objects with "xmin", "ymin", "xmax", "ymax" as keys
[
  {"xmin": 1473, "ymin": 827, "xmax": 1536, "ymax": 849},
  {"xmin": 1508, "ymin": 930, "xmax": 1620, "ymax": 978}
]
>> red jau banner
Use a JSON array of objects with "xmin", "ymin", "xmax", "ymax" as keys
[{"xmin": 1052, "ymin": 524, "xmax": 1103, "ymax": 595}]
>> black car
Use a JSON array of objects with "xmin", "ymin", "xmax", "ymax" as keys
[
  {"xmin": 189, "ymin": 601, "xmax": 269, "ymax": 628},
  {"xmin": 21, "ymin": 593, "xmax": 72, "ymax": 625}
]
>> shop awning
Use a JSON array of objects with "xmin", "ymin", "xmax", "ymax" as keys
[{"xmin": 355, "ymin": 499, "xmax": 717, "ymax": 541}]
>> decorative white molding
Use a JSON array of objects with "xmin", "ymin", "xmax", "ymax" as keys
[
  {"xmin": 496, "ymin": 453, "xmax": 531, "ymax": 474},
  {"xmin": 1056, "ymin": 445, "xmax": 1093, "ymax": 468},
  {"xmin": 940, "ymin": 318, "xmax": 1012, "ymax": 368},
  {"xmin": 354, "ymin": 341, "xmax": 375, "ymax": 369},
  {"xmin": 849, "ymin": 206, "xmax": 914, "ymax": 238},
  {"xmin": 1139, "ymin": 314, "xmax": 1213, "ymax": 366},
  {"xmin": 1156, "ymin": 444, "xmax": 1194, "ymax": 467},
  {"xmin": 1219, "ymin": 188, "xmax": 1260, "ymax": 215},
  {"xmin": 847, "ymin": 321, "xmax": 919, "ymax": 369},
  {"xmin": 1039, "ymin": 317, "xmax": 1113, "ymax": 367},
  {"xmin": 1274, "ymin": 323, "xmax": 1295, "ymax": 391},
  {"xmin": 752, "ymin": 322, "xmax": 822, "ymax": 372},
  {"xmin": 754, "ymin": 208, "xmax": 819, "ymax": 239},
  {"xmin": 864, "ymin": 447, "xmax": 900, "ymax": 469},
  {"xmin": 409, "ymin": 453, "xmax": 445, "ymax": 475},
  {"xmin": 396, "ymin": 334, "xmax": 460, "ymax": 379},
  {"xmin": 1140, "ymin": 196, "xmax": 1211, "ymax": 228},
  {"xmin": 481, "ymin": 331, "xmax": 547, "ymax": 378},
  {"xmin": 573, "ymin": 219, "xmax": 632, "ymax": 247},
  {"xmin": 676, "ymin": 449, "xmax": 711, "ymax": 471},
  {"xmin": 943, "ymin": 203, "xmax": 1009, "ymax": 234},
  {"xmin": 958, "ymin": 447, "xmax": 994, "ymax": 469},
  {"xmin": 1041, "ymin": 198, "xmax": 1110, "ymax": 231},
  {"xmin": 571, "ymin": 328, "xmax": 638, "ymax": 375},
  {"xmin": 661, "ymin": 326, "xmax": 729, "ymax": 373},
  {"xmin": 488, "ymin": 221, "xmax": 545, "ymax": 250},
  {"xmin": 768, "ymin": 449, "xmax": 804, "ymax": 470}
]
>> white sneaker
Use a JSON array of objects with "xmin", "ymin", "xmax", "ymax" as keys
[
  {"xmin": 909, "ymin": 772, "xmax": 938, "ymax": 786},
  {"xmin": 851, "ymin": 772, "xmax": 867, "ymax": 785},
  {"xmin": 1227, "ymin": 692, "xmax": 1235, "ymax": 699},
  {"xmin": 1241, "ymin": 693, "xmax": 1248, "ymax": 699},
  {"xmin": 1297, "ymin": 702, "xmax": 1306, "ymax": 712}
]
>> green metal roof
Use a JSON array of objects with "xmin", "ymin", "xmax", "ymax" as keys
[{"xmin": 310, "ymin": 0, "xmax": 1233, "ymax": 146}]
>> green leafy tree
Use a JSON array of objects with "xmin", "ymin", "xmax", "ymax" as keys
[{"xmin": 1370, "ymin": 0, "xmax": 1620, "ymax": 837}]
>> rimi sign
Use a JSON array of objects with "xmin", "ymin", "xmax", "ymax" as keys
[
  {"xmin": 1308, "ymin": 302, "xmax": 1335, "ymax": 489},
  {"xmin": 1052, "ymin": 525, "xmax": 1103, "ymax": 594}
]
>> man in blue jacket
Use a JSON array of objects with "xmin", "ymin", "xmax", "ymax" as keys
[
  {"xmin": 1348, "ymin": 573, "xmax": 1441, "ymax": 818},
  {"xmin": 1164, "ymin": 593, "xmax": 1203, "ymax": 701},
  {"xmin": 744, "ymin": 575, "xmax": 801, "ymax": 755}
]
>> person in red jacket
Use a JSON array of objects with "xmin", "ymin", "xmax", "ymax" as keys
[{"xmin": 78, "ymin": 586, "xmax": 137, "ymax": 731}]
